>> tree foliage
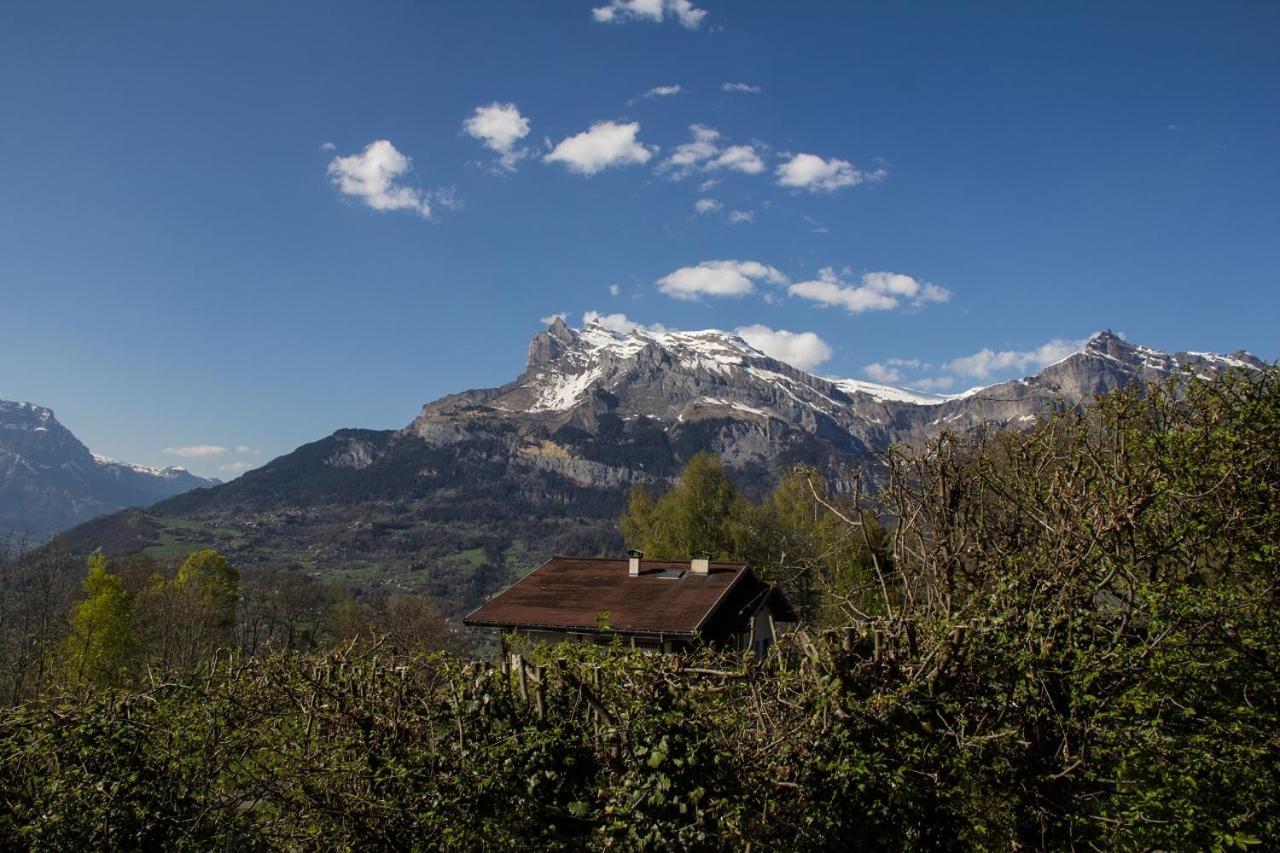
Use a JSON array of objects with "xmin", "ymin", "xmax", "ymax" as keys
[
  {"xmin": 747, "ymin": 465, "xmax": 889, "ymax": 626},
  {"xmin": 175, "ymin": 548, "xmax": 239, "ymax": 628},
  {"xmin": 620, "ymin": 452, "xmax": 751, "ymax": 560},
  {"xmin": 60, "ymin": 554, "xmax": 136, "ymax": 687},
  {"xmin": 621, "ymin": 455, "xmax": 889, "ymax": 625}
]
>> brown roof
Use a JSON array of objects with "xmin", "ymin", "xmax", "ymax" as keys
[{"xmin": 464, "ymin": 556, "xmax": 761, "ymax": 637}]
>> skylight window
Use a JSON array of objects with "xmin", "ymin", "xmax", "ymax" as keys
[{"xmin": 658, "ymin": 569, "xmax": 686, "ymax": 580}]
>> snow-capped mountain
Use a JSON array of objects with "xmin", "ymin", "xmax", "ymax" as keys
[
  {"xmin": 55, "ymin": 321, "xmax": 1265, "ymax": 610},
  {"xmin": 405, "ymin": 319, "xmax": 1265, "ymax": 490},
  {"xmin": 0, "ymin": 399, "xmax": 218, "ymax": 541}
]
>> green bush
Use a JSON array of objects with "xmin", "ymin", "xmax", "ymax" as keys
[{"xmin": 1, "ymin": 369, "xmax": 1277, "ymax": 850}]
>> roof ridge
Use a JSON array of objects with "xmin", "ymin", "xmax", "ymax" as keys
[{"xmin": 551, "ymin": 554, "xmax": 749, "ymax": 566}]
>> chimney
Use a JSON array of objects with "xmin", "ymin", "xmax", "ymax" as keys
[
  {"xmin": 628, "ymin": 549, "xmax": 644, "ymax": 576},
  {"xmin": 691, "ymin": 550, "xmax": 712, "ymax": 575}
]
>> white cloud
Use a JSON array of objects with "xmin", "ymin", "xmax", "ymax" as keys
[
  {"xmin": 788, "ymin": 268, "xmax": 950, "ymax": 314},
  {"xmin": 582, "ymin": 310, "xmax": 667, "ymax": 334},
  {"xmin": 641, "ymin": 84, "xmax": 684, "ymax": 98},
  {"xmin": 432, "ymin": 186, "xmax": 462, "ymax": 211},
  {"xmin": 943, "ymin": 338, "xmax": 1086, "ymax": 379},
  {"xmin": 327, "ymin": 140, "xmax": 434, "ymax": 217},
  {"xmin": 660, "ymin": 125, "xmax": 765, "ymax": 178},
  {"xmin": 592, "ymin": 0, "xmax": 707, "ymax": 28},
  {"xmin": 657, "ymin": 260, "xmax": 787, "ymax": 301},
  {"xmin": 544, "ymin": 121, "xmax": 655, "ymax": 175},
  {"xmin": 864, "ymin": 357, "xmax": 930, "ymax": 384},
  {"xmin": 218, "ymin": 461, "xmax": 255, "ymax": 476},
  {"xmin": 540, "ymin": 312, "xmax": 568, "ymax": 325},
  {"xmin": 164, "ymin": 445, "xmax": 229, "ymax": 458},
  {"xmin": 714, "ymin": 145, "xmax": 765, "ymax": 174},
  {"xmin": 803, "ymin": 214, "xmax": 830, "ymax": 234},
  {"xmin": 776, "ymin": 153, "xmax": 886, "ymax": 192},
  {"xmin": 722, "ymin": 82, "xmax": 763, "ymax": 94},
  {"xmin": 736, "ymin": 325, "xmax": 833, "ymax": 370},
  {"xmin": 911, "ymin": 376, "xmax": 957, "ymax": 391},
  {"xmin": 858, "ymin": 338, "xmax": 1084, "ymax": 392},
  {"xmin": 694, "ymin": 197, "xmax": 722, "ymax": 215},
  {"xmin": 663, "ymin": 124, "xmax": 720, "ymax": 173},
  {"xmin": 608, "ymin": 283, "xmax": 621, "ymax": 296},
  {"xmin": 319, "ymin": 141, "xmax": 336, "ymax": 152},
  {"xmin": 463, "ymin": 102, "xmax": 531, "ymax": 170},
  {"xmin": 727, "ymin": 209, "xmax": 754, "ymax": 224},
  {"xmin": 863, "ymin": 362, "xmax": 904, "ymax": 384},
  {"xmin": 234, "ymin": 445, "xmax": 261, "ymax": 455}
]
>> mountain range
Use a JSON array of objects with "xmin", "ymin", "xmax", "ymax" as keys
[
  {"xmin": 0, "ymin": 400, "xmax": 217, "ymax": 542},
  {"xmin": 46, "ymin": 322, "xmax": 1266, "ymax": 615}
]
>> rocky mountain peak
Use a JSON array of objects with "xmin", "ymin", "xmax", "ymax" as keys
[
  {"xmin": 430, "ymin": 321, "xmax": 1268, "ymax": 437},
  {"xmin": 1084, "ymin": 329, "xmax": 1128, "ymax": 357},
  {"xmin": 527, "ymin": 316, "xmax": 580, "ymax": 366},
  {"xmin": 65, "ymin": 323, "xmax": 1269, "ymax": 600},
  {"xmin": 0, "ymin": 399, "xmax": 56, "ymax": 424},
  {"xmin": 0, "ymin": 399, "xmax": 92, "ymax": 461},
  {"xmin": 1, "ymin": 397, "xmax": 217, "ymax": 540}
]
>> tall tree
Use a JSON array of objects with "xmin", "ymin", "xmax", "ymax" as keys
[
  {"xmin": 61, "ymin": 554, "xmax": 136, "ymax": 687},
  {"xmin": 134, "ymin": 549, "xmax": 241, "ymax": 670},
  {"xmin": 620, "ymin": 452, "xmax": 751, "ymax": 560},
  {"xmin": 176, "ymin": 549, "xmax": 239, "ymax": 631},
  {"xmin": 0, "ymin": 539, "xmax": 77, "ymax": 705}
]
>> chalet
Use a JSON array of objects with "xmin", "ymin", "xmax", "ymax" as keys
[{"xmin": 464, "ymin": 551, "xmax": 795, "ymax": 654}]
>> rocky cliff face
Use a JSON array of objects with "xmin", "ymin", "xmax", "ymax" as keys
[
  {"xmin": 157, "ymin": 321, "xmax": 1267, "ymax": 519},
  {"xmin": 0, "ymin": 400, "xmax": 217, "ymax": 540},
  {"xmin": 399, "ymin": 320, "xmax": 1265, "ymax": 494}
]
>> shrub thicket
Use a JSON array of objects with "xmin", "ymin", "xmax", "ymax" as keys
[{"xmin": 1, "ymin": 369, "xmax": 1276, "ymax": 850}]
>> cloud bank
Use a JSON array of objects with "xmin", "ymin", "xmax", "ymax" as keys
[
  {"xmin": 944, "ymin": 338, "xmax": 1085, "ymax": 379},
  {"xmin": 862, "ymin": 337, "xmax": 1088, "ymax": 392}
]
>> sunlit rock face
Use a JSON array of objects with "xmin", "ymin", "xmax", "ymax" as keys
[{"xmin": 401, "ymin": 321, "xmax": 1265, "ymax": 494}]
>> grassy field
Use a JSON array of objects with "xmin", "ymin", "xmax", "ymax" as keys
[{"xmin": 142, "ymin": 516, "xmax": 245, "ymax": 561}]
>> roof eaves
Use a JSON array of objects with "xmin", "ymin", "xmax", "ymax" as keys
[
  {"xmin": 460, "ymin": 617, "xmax": 697, "ymax": 639},
  {"xmin": 691, "ymin": 564, "xmax": 753, "ymax": 635}
]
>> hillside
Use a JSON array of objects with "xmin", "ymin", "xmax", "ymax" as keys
[
  {"xmin": 8, "ymin": 367, "xmax": 1279, "ymax": 850},
  {"xmin": 54, "ymin": 322, "xmax": 1265, "ymax": 615}
]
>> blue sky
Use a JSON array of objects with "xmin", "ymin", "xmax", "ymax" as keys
[{"xmin": 2, "ymin": 1, "xmax": 1277, "ymax": 479}]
